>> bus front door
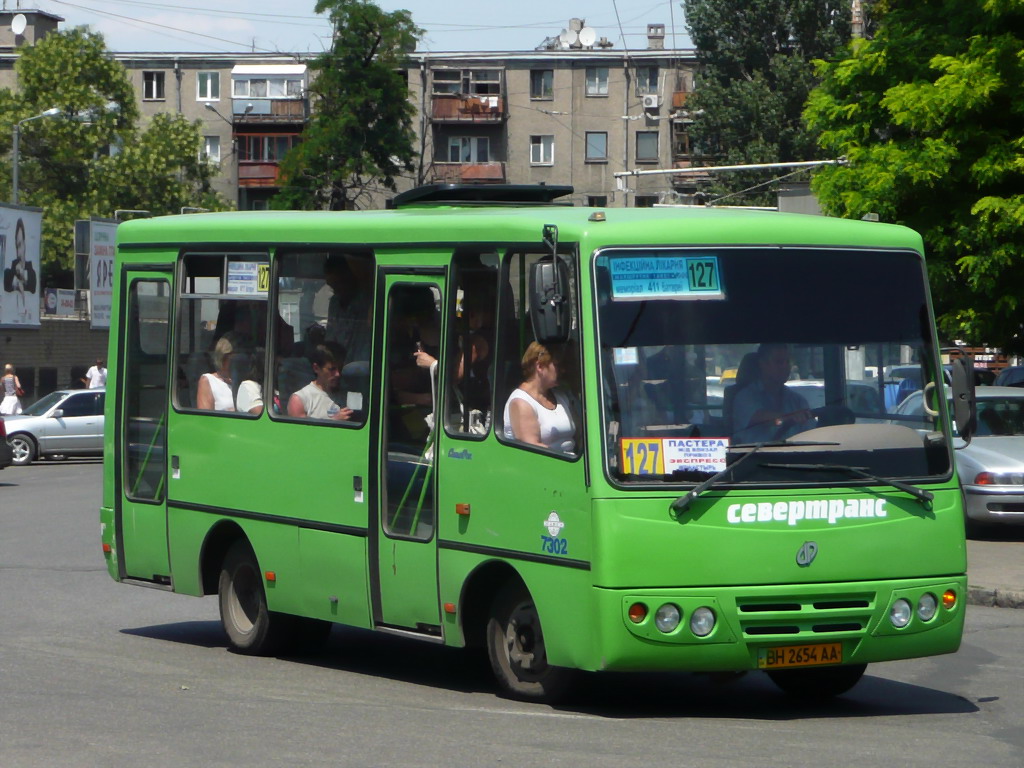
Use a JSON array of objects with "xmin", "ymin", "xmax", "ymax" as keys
[
  {"xmin": 372, "ymin": 276, "xmax": 444, "ymax": 633},
  {"xmin": 115, "ymin": 272, "xmax": 173, "ymax": 584}
]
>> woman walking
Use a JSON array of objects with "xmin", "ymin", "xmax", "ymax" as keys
[{"xmin": 1, "ymin": 363, "xmax": 23, "ymax": 415}]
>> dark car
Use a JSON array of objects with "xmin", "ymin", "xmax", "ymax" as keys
[
  {"xmin": 0, "ymin": 416, "xmax": 13, "ymax": 469},
  {"xmin": 993, "ymin": 365, "xmax": 1024, "ymax": 388}
]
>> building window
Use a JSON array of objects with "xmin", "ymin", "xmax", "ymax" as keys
[
  {"xmin": 432, "ymin": 69, "xmax": 502, "ymax": 96},
  {"xmin": 197, "ymin": 71, "xmax": 220, "ymax": 101},
  {"xmin": 143, "ymin": 71, "xmax": 165, "ymax": 100},
  {"xmin": 587, "ymin": 195, "xmax": 608, "ymax": 207},
  {"xmin": 233, "ymin": 77, "xmax": 303, "ymax": 98},
  {"xmin": 586, "ymin": 67, "xmax": 608, "ymax": 96},
  {"xmin": 448, "ymin": 136, "xmax": 490, "ymax": 163},
  {"xmin": 530, "ymin": 69, "xmax": 553, "ymax": 100},
  {"xmin": 238, "ymin": 134, "xmax": 298, "ymax": 162},
  {"xmin": 636, "ymin": 130, "xmax": 659, "ymax": 162},
  {"xmin": 530, "ymin": 135, "xmax": 554, "ymax": 165},
  {"xmin": 585, "ymin": 131, "xmax": 608, "ymax": 162},
  {"xmin": 635, "ymin": 195, "xmax": 659, "ymax": 207},
  {"xmin": 636, "ymin": 66, "xmax": 659, "ymax": 95},
  {"xmin": 202, "ymin": 136, "xmax": 221, "ymax": 165}
]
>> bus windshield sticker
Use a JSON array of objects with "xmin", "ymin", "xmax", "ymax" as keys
[
  {"xmin": 621, "ymin": 437, "xmax": 729, "ymax": 476},
  {"xmin": 610, "ymin": 254, "xmax": 724, "ymax": 301},
  {"xmin": 227, "ymin": 261, "xmax": 268, "ymax": 296},
  {"xmin": 613, "ymin": 347, "xmax": 639, "ymax": 365}
]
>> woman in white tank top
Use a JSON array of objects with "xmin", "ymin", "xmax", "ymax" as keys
[
  {"xmin": 503, "ymin": 342, "xmax": 575, "ymax": 453},
  {"xmin": 197, "ymin": 333, "xmax": 238, "ymax": 412}
]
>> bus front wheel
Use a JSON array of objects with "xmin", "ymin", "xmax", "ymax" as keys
[
  {"xmin": 766, "ymin": 663, "xmax": 867, "ymax": 699},
  {"xmin": 218, "ymin": 540, "xmax": 289, "ymax": 655},
  {"xmin": 486, "ymin": 582, "xmax": 573, "ymax": 702}
]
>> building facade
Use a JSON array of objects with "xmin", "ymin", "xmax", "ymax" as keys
[{"xmin": 3, "ymin": 12, "xmax": 698, "ymax": 210}]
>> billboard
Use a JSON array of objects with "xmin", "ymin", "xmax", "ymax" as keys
[
  {"xmin": 0, "ymin": 204, "xmax": 43, "ymax": 328},
  {"xmin": 88, "ymin": 220, "xmax": 118, "ymax": 329}
]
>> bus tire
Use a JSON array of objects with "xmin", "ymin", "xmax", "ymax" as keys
[
  {"xmin": 218, "ymin": 540, "xmax": 290, "ymax": 655},
  {"xmin": 766, "ymin": 663, "xmax": 867, "ymax": 699},
  {"xmin": 486, "ymin": 582, "xmax": 573, "ymax": 702}
]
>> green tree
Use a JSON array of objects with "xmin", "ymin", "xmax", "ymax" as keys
[
  {"xmin": 1, "ymin": 28, "xmax": 228, "ymax": 285},
  {"xmin": 805, "ymin": 0, "xmax": 1024, "ymax": 350},
  {"xmin": 683, "ymin": 0, "xmax": 850, "ymax": 204},
  {"xmin": 273, "ymin": 0, "xmax": 421, "ymax": 210}
]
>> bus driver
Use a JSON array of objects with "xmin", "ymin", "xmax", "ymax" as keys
[{"xmin": 731, "ymin": 343, "xmax": 814, "ymax": 443}]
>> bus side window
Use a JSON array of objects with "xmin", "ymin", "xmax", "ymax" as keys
[
  {"xmin": 444, "ymin": 250, "xmax": 498, "ymax": 436},
  {"xmin": 496, "ymin": 250, "xmax": 580, "ymax": 456},
  {"xmin": 273, "ymin": 249, "xmax": 373, "ymax": 423},
  {"xmin": 175, "ymin": 253, "xmax": 269, "ymax": 416}
]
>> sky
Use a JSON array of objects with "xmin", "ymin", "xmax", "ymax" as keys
[{"xmin": 21, "ymin": 0, "xmax": 691, "ymax": 54}]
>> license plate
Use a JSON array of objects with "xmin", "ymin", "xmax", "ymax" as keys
[{"xmin": 757, "ymin": 642, "xmax": 843, "ymax": 669}]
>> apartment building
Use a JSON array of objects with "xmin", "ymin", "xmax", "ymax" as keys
[{"xmin": 3, "ymin": 11, "xmax": 698, "ymax": 209}]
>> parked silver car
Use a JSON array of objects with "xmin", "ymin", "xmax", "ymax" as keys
[
  {"xmin": 893, "ymin": 385, "xmax": 1024, "ymax": 532},
  {"xmin": 4, "ymin": 389, "xmax": 105, "ymax": 466}
]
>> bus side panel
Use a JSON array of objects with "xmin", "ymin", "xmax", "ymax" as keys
[
  {"xmin": 436, "ymin": 437, "xmax": 594, "ymax": 667},
  {"xmin": 298, "ymin": 529, "xmax": 371, "ymax": 628}
]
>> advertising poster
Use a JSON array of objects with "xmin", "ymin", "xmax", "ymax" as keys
[
  {"xmin": 0, "ymin": 204, "xmax": 43, "ymax": 328},
  {"xmin": 89, "ymin": 219, "xmax": 118, "ymax": 329}
]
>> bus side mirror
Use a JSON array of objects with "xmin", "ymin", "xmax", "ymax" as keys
[
  {"xmin": 950, "ymin": 356, "xmax": 976, "ymax": 443},
  {"xmin": 529, "ymin": 257, "xmax": 570, "ymax": 344},
  {"xmin": 529, "ymin": 224, "xmax": 570, "ymax": 344}
]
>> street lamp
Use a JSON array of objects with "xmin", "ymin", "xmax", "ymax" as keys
[{"xmin": 12, "ymin": 107, "xmax": 61, "ymax": 205}]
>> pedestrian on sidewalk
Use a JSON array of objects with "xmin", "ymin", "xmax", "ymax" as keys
[
  {"xmin": 86, "ymin": 358, "xmax": 107, "ymax": 389},
  {"xmin": 1, "ymin": 363, "xmax": 24, "ymax": 414}
]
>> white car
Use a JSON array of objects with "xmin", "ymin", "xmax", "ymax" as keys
[
  {"xmin": 4, "ymin": 389, "xmax": 105, "ymax": 466},
  {"xmin": 893, "ymin": 385, "xmax": 1024, "ymax": 532}
]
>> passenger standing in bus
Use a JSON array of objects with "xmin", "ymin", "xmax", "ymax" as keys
[
  {"xmin": 324, "ymin": 254, "xmax": 372, "ymax": 364},
  {"xmin": 286, "ymin": 343, "xmax": 353, "ymax": 421},
  {"xmin": 196, "ymin": 332, "xmax": 239, "ymax": 412},
  {"xmin": 503, "ymin": 342, "xmax": 576, "ymax": 453},
  {"xmin": 731, "ymin": 343, "xmax": 813, "ymax": 443},
  {"xmin": 236, "ymin": 348, "xmax": 266, "ymax": 416}
]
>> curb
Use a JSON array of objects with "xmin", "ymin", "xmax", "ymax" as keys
[{"xmin": 967, "ymin": 585, "xmax": 1024, "ymax": 609}]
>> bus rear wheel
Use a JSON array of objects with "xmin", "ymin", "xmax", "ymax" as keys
[
  {"xmin": 218, "ymin": 540, "xmax": 290, "ymax": 655},
  {"xmin": 766, "ymin": 663, "xmax": 867, "ymax": 699},
  {"xmin": 486, "ymin": 582, "xmax": 573, "ymax": 702}
]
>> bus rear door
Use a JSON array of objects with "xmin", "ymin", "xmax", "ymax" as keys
[
  {"xmin": 372, "ymin": 274, "xmax": 445, "ymax": 633},
  {"xmin": 115, "ymin": 269, "xmax": 173, "ymax": 584}
]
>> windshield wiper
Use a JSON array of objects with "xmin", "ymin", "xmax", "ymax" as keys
[
  {"xmin": 759, "ymin": 462, "xmax": 934, "ymax": 505},
  {"xmin": 669, "ymin": 441, "xmax": 838, "ymax": 516}
]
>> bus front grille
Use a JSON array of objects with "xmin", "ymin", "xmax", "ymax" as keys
[{"xmin": 735, "ymin": 593, "xmax": 875, "ymax": 639}]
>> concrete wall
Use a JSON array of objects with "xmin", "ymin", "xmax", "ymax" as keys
[{"xmin": 1, "ymin": 318, "xmax": 109, "ymax": 404}]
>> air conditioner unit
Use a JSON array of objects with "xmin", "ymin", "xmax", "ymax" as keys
[{"xmin": 642, "ymin": 94, "xmax": 660, "ymax": 110}]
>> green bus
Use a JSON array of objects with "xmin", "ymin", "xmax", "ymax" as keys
[{"xmin": 101, "ymin": 184, "xmax": 975, "ymax": 701}]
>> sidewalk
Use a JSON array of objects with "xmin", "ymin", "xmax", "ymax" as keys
[{"xmin": 966, "ymin": 536, "xmax": 1024, "ymax": 609}]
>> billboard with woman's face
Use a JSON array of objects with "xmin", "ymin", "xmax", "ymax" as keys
[{"xmin": 0, "ymin": 205, "xmax": 43, "ymax": 327}]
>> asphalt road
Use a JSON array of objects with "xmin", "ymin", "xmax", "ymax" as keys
[{"xmin": 1, "ymin": 461, "xmax": 1022, "ymax": 767}]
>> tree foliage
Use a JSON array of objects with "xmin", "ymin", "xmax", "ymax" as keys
[
  {"xmin": 0, "ymin": 28, "xmax": 228, "ymax": 285},
  {"xmin": 805, "ymin": 0, "xmax": 1024, "ymax": 349},
  {"xmin": 273, "ymin": 0, "xmax": 421, "ymax": 211},
  {"xmin": 683, "ymin": 0, "xmax": 851, "ymax": 204}
]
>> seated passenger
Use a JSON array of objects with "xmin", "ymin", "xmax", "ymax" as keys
[
  {"xmin": 286, "ymin": 343, "xmax": 353, "ymax": 421},
  {"xmin": 236, "ymin": 347, "xmax": 265, "ymax": 416},
  {"xmin": 732, "ymin": 343, "xmax": 813, "ymax": 443},
  {"xmin": 503, "ymin": 342, "xmax": 575, "ymax": 453},
  {"xmin": 197, "ymin": 332, "xmax": 240, "ymax": 412}
]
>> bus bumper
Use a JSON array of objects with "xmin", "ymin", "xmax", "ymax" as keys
[{"xmin": 589, "ymin": 576, "xmax": 966, "ymax": 672}]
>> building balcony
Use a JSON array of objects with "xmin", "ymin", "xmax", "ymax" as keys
[
  {"xmin": 232, "ymin": 98, "xmax": 309, "ymax": 123},
  {"xmin": 671, "ymin": 159, "xmax": 711, "ymax": 189},
  {"xmin": 429, "ymin": 162, "xmax": 506, "ymax": 183},
  {"xmin": 238, "ymin": 162, "xmax": 282, "ymax": 188},
  {"xmin": 431, "ymin": 95, "xmax": 506, "ymax": 123},
  {"xmin": 672, "ymin": 91, "xmax": 689, "ymax": 109}
]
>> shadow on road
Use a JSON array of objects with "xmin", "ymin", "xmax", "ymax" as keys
[{"xmin": 121, "ymin": 619, "xmax": 979, "ymax": 719}]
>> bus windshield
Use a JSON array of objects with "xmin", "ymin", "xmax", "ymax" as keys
[{"xmin": 595, "ymin": 246, "xmax": 952, "ymax": 485}]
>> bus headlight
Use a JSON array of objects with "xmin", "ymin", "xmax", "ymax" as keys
[
  {"xmin": 889, "ymin": 598, "xmax": 912, "ymax": 628},
  {"xmin": 917, "ymin": 593, "xmax": 938, "ymax": 622},
  {"xmin": 654, "ymin": 604, "xmax": 681, "ymax": 633},
  {"xmin": 690, "ymin": 606, "xmax": 716, "ymax": 637}
]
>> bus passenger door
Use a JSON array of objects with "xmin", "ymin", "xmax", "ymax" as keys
[
  {"xmin": 372, "ymin": 276, "xmax": 444, "ymax": 634},
  {"xmin": 115, "ymin": 272, "xmax": 172, "ymax": 583}
]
